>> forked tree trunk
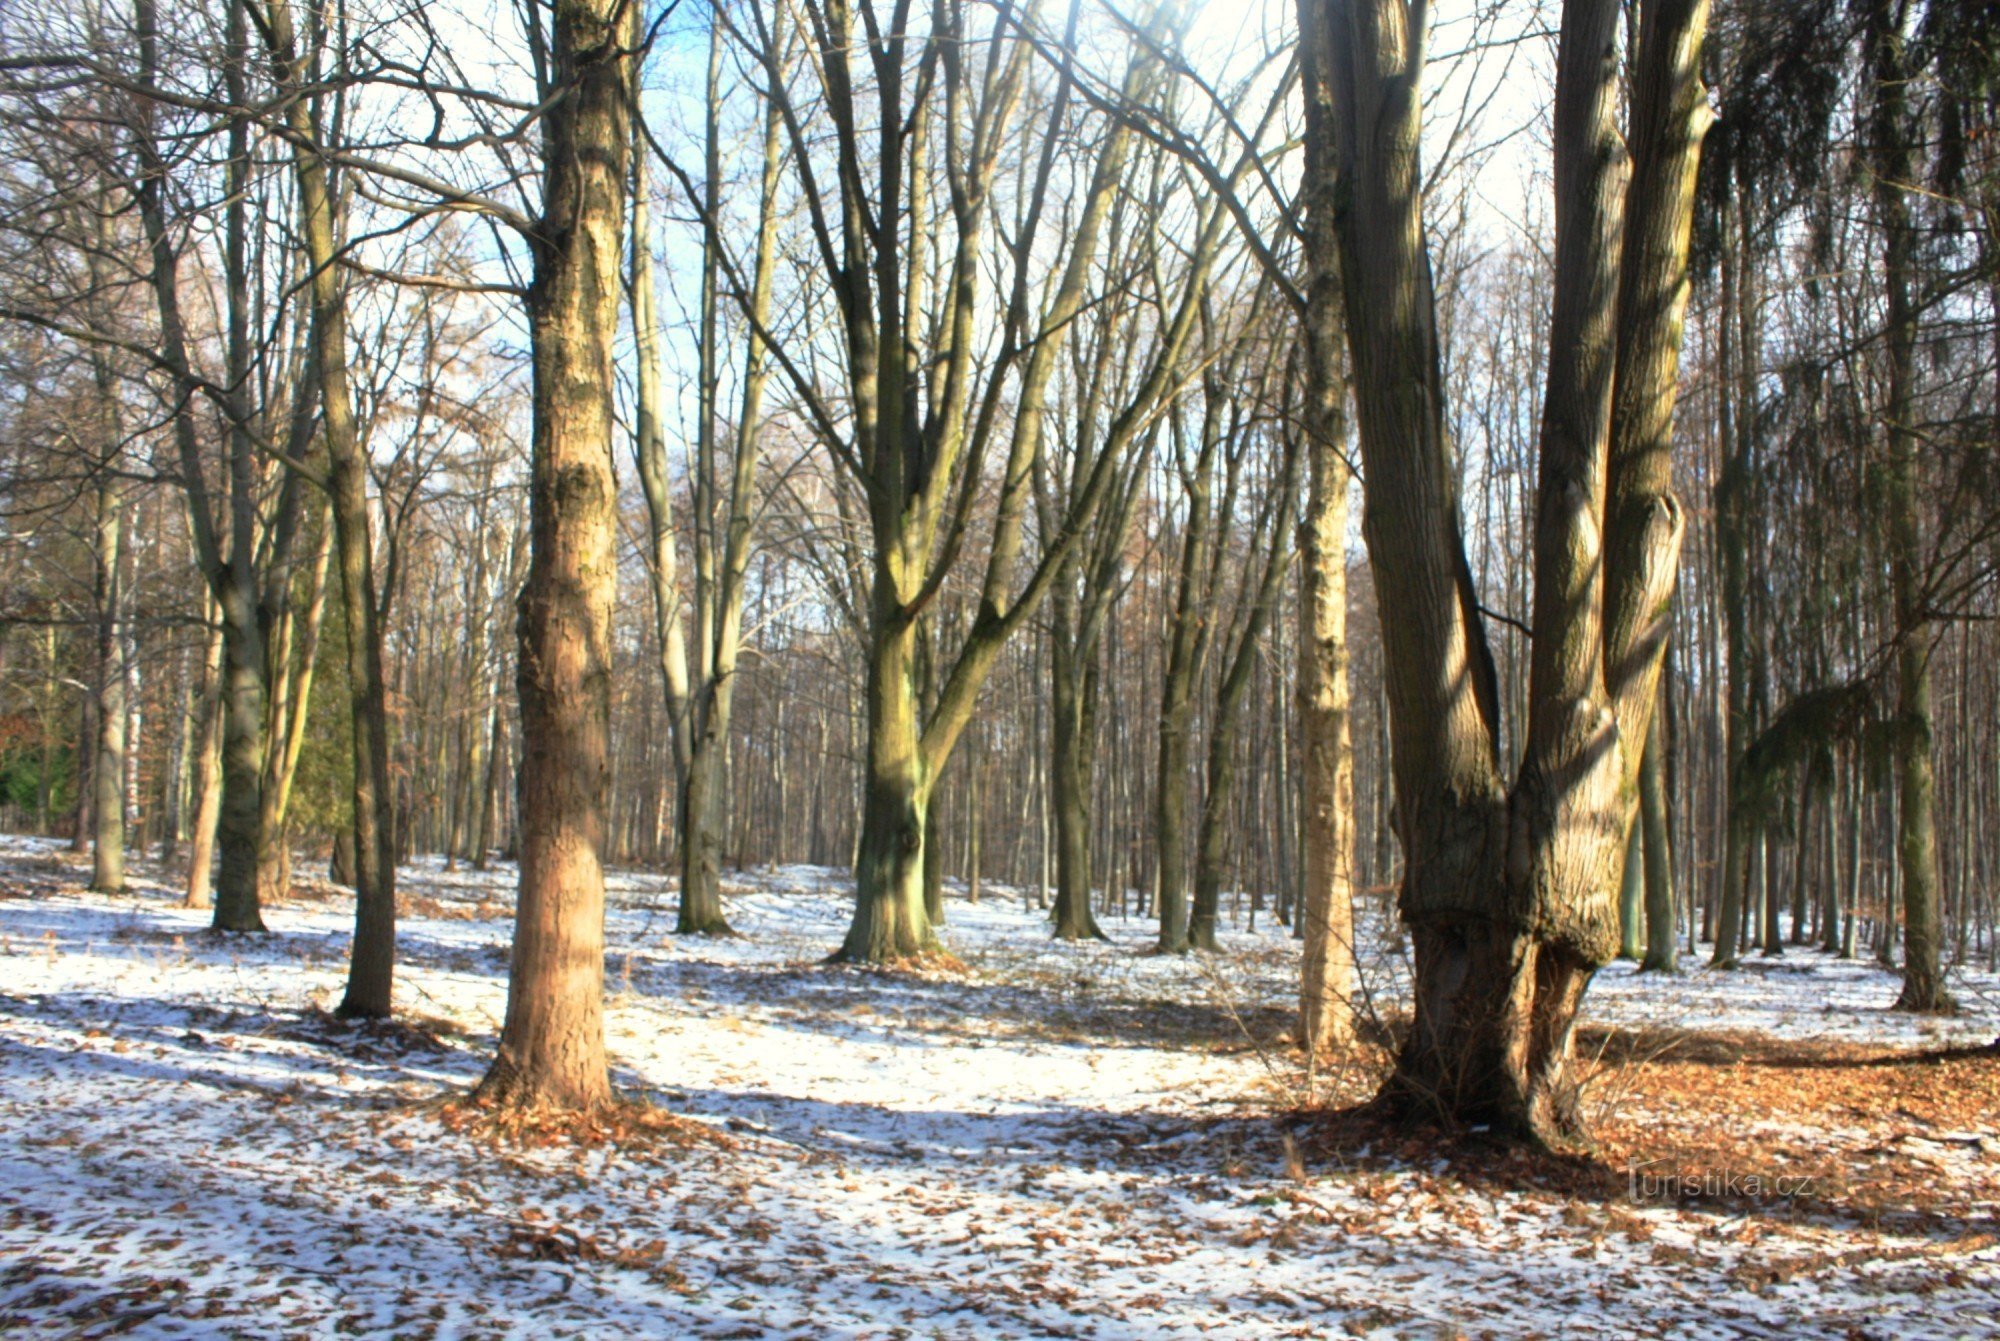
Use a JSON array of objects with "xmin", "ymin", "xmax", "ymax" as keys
[
  {"xmin": 1050, "ymin": 620, "xmax": 1107, "ymax": 942},
  {"xmin": 1303, "ymin": 0, "xmax": 1708, "ymax": 1144},
  {"xmin": 1154, "ymin": 414, "xmax": 1218, "ymax": 955},
  {"xmin": 474, "ymin": 0, "xmax": 632, "ymax": 1111}
]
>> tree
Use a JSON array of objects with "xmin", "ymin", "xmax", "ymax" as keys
[
  {"xmin": 1864, "ymin": 0, "xmax": 1950, "ymax": 1014},
  {"xmin": 1299, "ymin": 0, "xmax": 1712, "ymax": 1143},
  {"xmin": 474, "ymin": 0, "xmax": 634, "ymax": 1111},
  {"xmin": 255, "ymin": 0, "xmax": 399, "ymax": 1018}
]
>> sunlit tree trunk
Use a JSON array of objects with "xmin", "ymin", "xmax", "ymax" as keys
[
  {"xmin": 1296, "ymin": 37, "xmax": 1358, "ymax": 1046},
  {"xmin": 475, "ymin": 0, "xmax": 634, "ymax": 1111},
  {"xmin": 1303, "ymin": 0, "xmax": 1708, "ymax": 1143}
]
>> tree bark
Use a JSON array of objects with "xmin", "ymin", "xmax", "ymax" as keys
[
  {"xmin": 1304, "ymin": 0, "xmax": 1708, "ymax": 1143},
  {"xmin": 1864, "ymin": 0, "xmax": 1952, "ymax": 1015},
  {"xmin": 475, "ymin": 0, "xmax": 633, "ymax": 1110},
  {"xmin": 839, "ymin": 607, "xmax": 937, "ymax": 962},
  {"xmin": 258, "ymin": 0, "xmax": 399, "ymax": 1015},
  {"xmin": 1638, "ymin": 698, "xmax": 1678, "ymax": 971},
  {"xmin": 1295, "ymin": 35, "xmax": 1359, "ymax": 1046},
  {"xmin": 88, "ymin": 370, "xmax": 126, "ymax": 895}
]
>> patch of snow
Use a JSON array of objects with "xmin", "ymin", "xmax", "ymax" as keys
[{"xmin": 0, "ymin": 834, "xmax": 1993, "ymax": 1337}]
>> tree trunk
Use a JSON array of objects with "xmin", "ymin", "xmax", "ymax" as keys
[
  {"xmin": 1865, "ymin": 0, "xmax": 1951, "ymax": 1015},
  {"xmin": 838, "ymin": 612, "xmax": 937, "ymax": 962},
  {"xmin": 1303, "ymin": 0, "xmax": 1708, "ymax": 1143},
  {"xmin": 89, "ymin": 419, "xmax": 126, "ymax": 895},
  {"xmin": 184, "ymin": 608, "xmax": 225, "ymax": 909},
  {"xmin": 474, "ymin": 0, "xmax": 632, "ymax": 1111},
  {"xmin": 1295, "ymin": 77, "xmax": 1358, "ymax": 1042},
  {"xmin": 1050, "ymin": 622, "xmax": 1107, "ymax": 941},
  {"xmin": 1638, "ymin": 699, "xmax": 1679, "ymax": 971},
  {"xmin": 1617, "ymin": 821, "xmax": 1645, "ymax": 960},
  {"xmin": 260, "ymin": 0, "xmax": 400, "ymax": 1016},
  {"xmin": 211, "ymin": 602, "xmax": 270, "ymax": 932}
]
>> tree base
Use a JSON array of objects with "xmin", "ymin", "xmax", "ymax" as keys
[
  {"xmin": 674, "ymin": 909, "xmax": 737, "ymax": 937},
  {"xmin": 209, "ymin": 912, "xmax": 268, "ymax": 933},
  {"xmin": 1892, "ymin": 982, "xmax": 1956, "ymax": 1015},
  {"xmin": 333, "ymin": 994, "xmax": 392, "ymax": 1021},
  {"xmin": 471, "ymin": 1049, "xmax": 614, "ymax": 1117}
]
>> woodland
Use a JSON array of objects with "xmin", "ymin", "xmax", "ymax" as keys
[{"xmin": 0, "ymin": 0, "xmax": 1998, "ymax": 1335}]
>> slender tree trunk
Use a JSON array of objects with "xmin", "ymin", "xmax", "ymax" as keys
[
  {"xmin": 1617, "ymin": 820, "xmax": 1645, "ymax": 960},
  {"xmin": 260, "ymin": 0, "xmax": 399, "ymax": 1015},
  {"xmin": 1866, "ymin": 0, "xmax": 1951, "ymax": 1014},
  {"xmin": 1050, "ymin": 611, "xmax": 1107, "ymax": 941},
  {"xmin": 184, "ymin": 607, "xmax": 225, "ymax": 909},
  {"xmin": 1296, "ymin": 70, "xmax": 1358, "ymax": 1042},
  {"xmin": 1195, "ymin": 440, "xmax": 1301, "ymax": 952},
  {"xmin": 89, "ymin": 400, "xmax": 126, "ymax": 894},
  {"xmin": 1638, "ymin": 697, "xmax": 1679, "ymax": 971}
]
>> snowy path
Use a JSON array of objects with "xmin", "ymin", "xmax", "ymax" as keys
[{"xmin": 2, "ymin": 834, "xmax": 1996, "ymax": 1338}]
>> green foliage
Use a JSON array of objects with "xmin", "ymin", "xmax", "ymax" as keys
[
  {"xmin": 0, "ymin": 743, "xmax": 74, "ymax": 818},
  {"xmin": 1732, "ymin": 680, "xmax": 1880, "ymax": 826}
]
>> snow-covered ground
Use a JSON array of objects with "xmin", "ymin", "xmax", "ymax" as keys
[{"xmin": 2, "ymin": 832, "xmax": 1995, "ymax": 1338}]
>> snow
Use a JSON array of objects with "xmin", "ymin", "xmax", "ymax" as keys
[{"xmin": 1, "ymin": 832, "xmax": 1995, "ymax": 1338}]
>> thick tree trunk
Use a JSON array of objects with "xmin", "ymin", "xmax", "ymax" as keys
[
  {"xmin": 838, "ymin": 613, "xmax": 937, "ymax": 962},
  {"xmin": 678, "ymin": 751, "xmax": 731, "ymax": 934},
  {"xmin": 474, "ymin": 0, "xmax": 632, "ymax": 1111},
  {"xmin": 1304, "ymin": 0, "xmax": 1707, "ymax": 1143},
  {"xmin": 211, "ymin": 596, "xmax": 269, "ymax": 932}
]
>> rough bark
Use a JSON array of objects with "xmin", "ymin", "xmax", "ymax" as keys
[
  {"xmin": 1304, "ymin": 0, "xmax": 1708, "ymax": 1143},
  {"xmin": 474, "ymin": 0, "xmax": 633, "ymax": 1110}
]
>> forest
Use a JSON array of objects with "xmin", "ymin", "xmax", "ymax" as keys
[{"xmin": 0, "ymin": 0, "xmax": 1996, "ymax": 1334}]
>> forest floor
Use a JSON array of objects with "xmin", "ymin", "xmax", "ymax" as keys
[{"xmin": 2, "ymin": 834, "xmax": 1998, "ymax": 1339}]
